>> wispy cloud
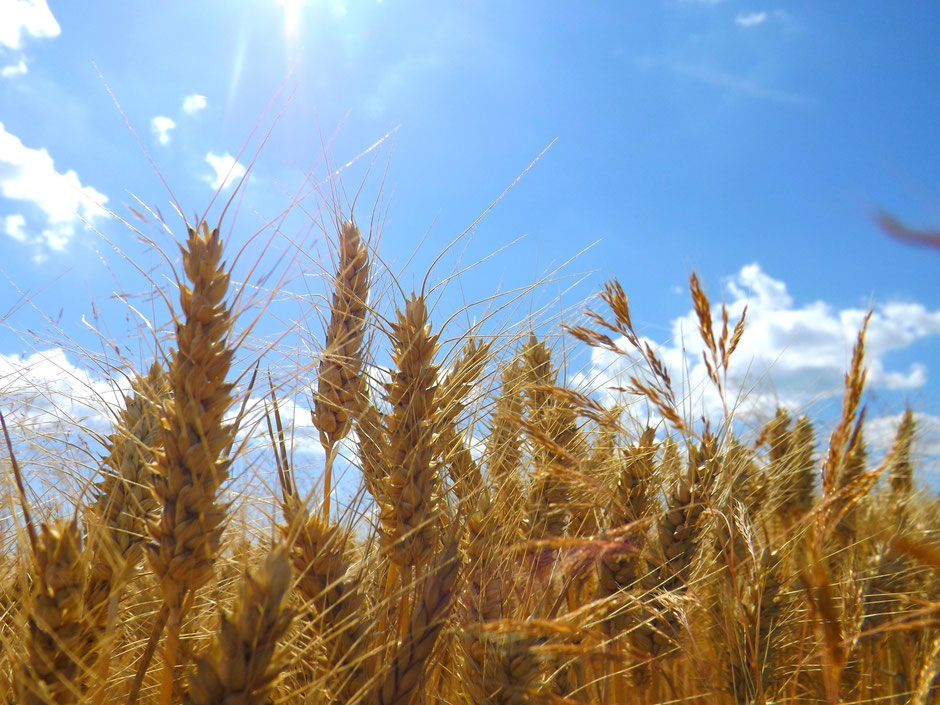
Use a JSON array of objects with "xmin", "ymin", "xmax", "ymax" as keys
[
  {"xmin": 0, "ymin": 0, "xmax": 60, "ymax": 50},
  {"xmin": 150, "ymin": 116, "xmax": 176, "ymax": 146},
  {"xmin": 0, "ymin": 121, "xmax": 109, "ymax": 261},
  {"xmin": 182, "ymin": 93, "xmax": 208, "ymax": 115},
  {"xmin": 735, "ymin": 11, "xmax": 768, "ymax": 27},
  {"xmin": 672, "ymin": 62, "xmax": 814, "ymax": 106},
  {"xmin": 203, "ymin": 152, "xmax": 246, "ymax": 191}
]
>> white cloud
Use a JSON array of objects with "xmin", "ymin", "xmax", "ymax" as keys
[
  {"xmin": 0, "ymin": 348, "xmax": 125, "ymax": 437},
  {"xmin": 735, "ymin": 11, "xmax": 768, "ymax": 27},
  {"xmin": 0, "ymin": 122, "xmax": 109, "ymax": 258},
  {"xmin": 0, "ymin": 0, "xmax": 59, "ymax": 50},
  {"xmin": 150, "ymin": 116, "xmax": 176, "ymax": 146},
  {"xmin": 203, "ymin": 152, "xmax": 247, "ymax": 191},
  {"xmin": 0, "ymin": 346, "xmax": 321, "ymax": 467},
  {"xmin": 577, "ymin": 263, "xmax": 940, "ymax": 425},
  {"xmin": 0, "ymin": 348, "xmax": 132, "ymax": 498},
  {"xmin": 235, "ymin": 394, "xmax": 325, "ymax": 459},
  {"xmin": 182, "ymin": 93, "xmax": 208, "ymax": 115},
  {"xmin": 865, "ymin": 411, "xmax": 940, "ymax": 467},
  {"xmin": 1, "ymin": 60, "xmax": 28, "ymax": 78},
  {"xmin": 4, "ymin": 213, "xmax": 27, "ymax": 241}
]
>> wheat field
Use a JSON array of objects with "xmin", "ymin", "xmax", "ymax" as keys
[{"xmin": 0, "ymin": 212, "xmax": 937, "ymax": 705}]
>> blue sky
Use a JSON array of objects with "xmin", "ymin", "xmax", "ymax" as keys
[{"xmin": 1, "ymin": 1, "xmax": 939, "ymax": 484}]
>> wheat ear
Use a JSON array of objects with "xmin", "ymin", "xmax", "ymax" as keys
[
  {"xmin": 461, "ymin": 490, "xmax": 541, "ymax": 705},
  {"xmin": 84, "ymin": 362, "xmax": 168, "ymax": 703},
  {"xmin": 314, "ymin": 220, "xmax": 370, "ymax": 519},
  {"xmin": 485, "ymin": 359, "xmax": 526, "ymax": 526},
  {"xmin": 284, "ymin": 502, "xmax": 370, "ymax": 698},
  {"xmin": 20, "ymin": 520, "xmax": 90, "ymax": 705},
  {"xmin": 147, "ymin": 222, "xmax": 237, "ymax": 705},
  {"xmin": 267, "ymin": 387, "xmax": 374, "ymax": 700},
  {"xmin": 888, "ymin": 408, "xmax": 916, "ymax": 503},
  {"xmin": 294, "ymin": 514, "xmax": 372, "ymax": 701},
  {"xmin": 183, "ymin": 547, "xmax": 293, "ymax": 705},
  {"xmin": 771, "ymin": 414, "xmax": 817, "ymax": 527},
  {"xmin": 88, "ymin": 363, "xmax": 168, "ymax": 590},
  {"xmin": 365, "ymin": 538, "xmax": 461, "ymax": 705},
  {"xmin": 377, "ymin": 294, "xmax": 441, "ymax": 571},
  {"xmin": 436, "ymin": 338, "xmax": 489, "ymax": 503},
  {"xmin": 597, "ymin": 427, "xmax": 658, "ymax": 603},
  {"xmin": 654, "ymin": 435, "xmax": 717, "ymax": 590},
  {"xmin": 521, "ymin": 336, "xmax": 574, "ymax": 541}
]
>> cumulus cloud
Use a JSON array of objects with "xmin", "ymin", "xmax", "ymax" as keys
[
  {"xmin": 182, "ymin": 93, "xmax": 208, "ymax": 115},
  {"xmin": 577, "ymin": 263, "xmax": 940, "ymax": 425},
  {"xmin": 0, "ymin": 347, "xmax": 313, "ymax": 449},
  {"xmin": 735, "ymin": 11, "xmax": 768, "ymax": 27},
  {"xmin": 0, "ymin": 348, "xmax": 320, "ymax": 503},
  {"xmin": 0, "ymin": 122, "xmax": 109, "ymax": 259},
  {"xmin": 0, "ymin": 0, "xmax": 60, "ymax": 50},
  {"xmin": 1, "ymin": 60, "xmax": 28, "ymax": 78},
  {"xmin": 150, "ymin": 116, "xmax": 176, "ymax": 146},
  {"xmin": 203, "ymin": 152, "xmax": 247, "ymax": 191},
  {"xmin": 0, "ymin": 348, "xmax": 125, "ymax": 437},
  {"xmin": 235, "ymin": 393, "xmax": 324, "ymax": 459}
]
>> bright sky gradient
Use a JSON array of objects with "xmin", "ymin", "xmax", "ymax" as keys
[{"xmin": 1, "ymin": 1, "xmax": 939, "ymax": 480}]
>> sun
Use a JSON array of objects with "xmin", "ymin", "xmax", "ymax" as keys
[{"xmin": 275, "ymin": 0, "xmax": 307, "ymax": 41}]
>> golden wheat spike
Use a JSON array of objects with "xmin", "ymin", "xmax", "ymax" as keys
[
  {"xmin": 21, "ymin": 520, "xmax": 90, "ymax": 705},
  {"xmin": 315, "ymin": 220, "xmax": 371, "ymax": 519},
  {"xmin": 377, "ymin": 294, "xmax": 441, "ymax": 572},
  {"xmin": 365, "ymin": 539, "xmax": 460, "ymax": 705},
  {"xmin": 147, "ymin": 222, "xmax": 237, "ymax": 705},
  {"xmin": 183, "ymin": 548, "xmax": 293, "ymax": 705}
]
